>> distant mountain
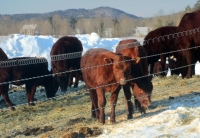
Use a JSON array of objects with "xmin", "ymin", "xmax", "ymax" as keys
[{"xmin": 0, "ymin": 7, "xmax": 140, "ymax": 20}]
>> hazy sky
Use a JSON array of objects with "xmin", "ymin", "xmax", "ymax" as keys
[{"xmin": 0, "ymin": 0, "xmax": 198, "ymax": 17}]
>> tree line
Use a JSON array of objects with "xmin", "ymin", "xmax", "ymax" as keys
[{"xmin": 0, "ymin": 0, "xmax": 200, "ymax": 38}]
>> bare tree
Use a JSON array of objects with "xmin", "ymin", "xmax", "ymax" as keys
[{"xmin": 41, "ymin": 20, "xmax": 51, "ymax": 35}]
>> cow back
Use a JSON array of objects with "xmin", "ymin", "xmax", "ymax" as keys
[
  {"xmin": 143, "ymin": 26, "xmax": 178, "ymax": 63},
  {"xmin": 50, "ymin": 36, "xmax": 83, "ymax": 71},
  {"xmin": 81, "ymin": 48, "xmax": 132, "ymax": 90}
]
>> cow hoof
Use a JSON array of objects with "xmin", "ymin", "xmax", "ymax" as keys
[
  {"xmin": 98, "ymin": 120, "xmax": 105, "ymax": 125},
  {"xmin": 10, "ymin": 107, "xmax": 16, "ymax": 111},
  {"xmin": 140, "ymin": 110, "xmax": 146, "ymax": 114},
  {"xmin": 110, "ymin": 121, "xmax": 116, "ymax": 124},
  {"xmin": 127, "ymin": 115, "xmax": 133, "ymax": 120},
  {"xmin": 184, "ymin": 77, "xmax": 191, "ymax": 79},
  {"xmin": 29, "ymin": 102, "xmax": 35, "ymax": 106}
]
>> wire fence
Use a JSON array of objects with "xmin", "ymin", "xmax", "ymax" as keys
[
  {"xmin": 0, "ymin": 27, "xmax": 200, "ymax": 68},
  {"xmin": 1, "ymin": 73, "xmax": 200, "ymax": 137},
  {"xmin": 0, "ymin": 27, "xmax": 200, "ymax": 137}
]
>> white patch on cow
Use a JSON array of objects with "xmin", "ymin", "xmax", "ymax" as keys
[
  {"xmin": 170, "ymin": 55, "xmax": 174, "ymax": 59},
  {"xmin": 173, "ymin": 58, "xmax": 177, "ymax": 61}
]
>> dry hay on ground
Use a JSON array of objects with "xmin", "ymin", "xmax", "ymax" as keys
[{"xmin": 0, "ymin": 75, "xmax": 200, "ymax": 137}]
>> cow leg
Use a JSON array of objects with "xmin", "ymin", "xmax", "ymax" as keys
[
  {"xmin": 68, "ymin": 73, "xmax": 73, "ymax": 87},
  {"xmin": 73, "ymin": 71, "xmax": 79, "ymax": 88},
  {"xmin": 150, "ymin": 63, "xmax": 155, "ymax": 76},
  {"xmin": 110, "ymin": 87, "xmax": 121, "ymax": 123},
  {"xmin": 160, "ymin": 55, "xmax": 166, "ymax": 76},
  {"xmin": 192, "ymin": 64, "xmax": 195, "ymax": 75},
  {"xmin": 96, "ymin": 88, "xmax": 106, "ymax": 124},
  {"xmin": 122, "ymin": 84, "xmax": 133, "ymax": 119},
  {"xmin": 183, "ymin": 50, "xmax": 193, "ymax": 78},
  {"xmin": 1, "ymin": 84, "xmax": 15, "ymax": 110},
  {"xmin": 89, "ymin": 89, "xmax": 99, "ymax": 119},
  {"xmin": 26, "ymin": 84, "xmax": 36, "ymax": 106}
]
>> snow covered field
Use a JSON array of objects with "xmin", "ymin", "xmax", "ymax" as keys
[{"xmin": 0, "ymin": 33, "xmax": 200, "ymax": 137}]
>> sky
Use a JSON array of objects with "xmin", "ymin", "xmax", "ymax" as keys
[
  {"xmin": 0, "ymin": 0, "xmax": 198, "ymax": 17},
  {"xmin": 0, "ymin": 33, "xmax": 200, "ymax": 137}
]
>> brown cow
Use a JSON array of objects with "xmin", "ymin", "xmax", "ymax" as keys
[
  {"xmin": 50, "ymin": 36, "xmax": 83, "ymax": 91},
  {"xmin": 0, "ymin": 57, "xmax": 59, "ymax": 110},
  {"xmin": 153, "ymin": 61, "xmax": 164, "ymax": 77},
  {"xmin": 176, "ymin": 10, "xmax": 200, "ymax": 78},
  {"xmin": 152, "ymin": 59, "xmax": 171, "ymax": 77},
  {"xmin": 143, "ymin": 26, "xmax": 178, "ymax": 77},
  {"xmin": 116, "ymin": 39, "xmax": 153, "ymax": 114},
  {"xmin": 81, "ymin": 48, "xmax": 140, "ymax": 124}
]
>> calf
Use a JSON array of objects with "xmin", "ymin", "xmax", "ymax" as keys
[
  {"xmin": 81, "ymin": 48, "xmax": 140, "ymax": 124},
  {"xmin": 116, "ymin": 39, "xmax": 153, "ymax": 114}
]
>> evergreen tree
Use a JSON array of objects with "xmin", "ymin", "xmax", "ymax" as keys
[
  {"xmin": 99, "ymin": 20, "xmax": 104, "ymax": 37},
  {"xmin": 155, "ymin": 19, "xmax": 162, "ymax": 29},
  {"xmin": 193, "ymin": 0, "xmax": 200, "ymax": 11},
  {"xmin": 185, "ymin": 5, "xmax": 193, "ymax": 13},
  {"xmin": 69, "ymin": 16, "xmax": 77, "ymax": 31}
]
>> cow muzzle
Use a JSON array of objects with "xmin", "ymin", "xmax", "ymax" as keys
[
  {"xmin": 119, "ymin": 78, "xmax": 127, "ymax": 85},
  {"xmin": 142, "ymin": 100, "xmax": 151, "ymax": 108}
]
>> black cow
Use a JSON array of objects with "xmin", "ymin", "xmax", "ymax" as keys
[{"xmin": 0, "ymin": 57, "xmax": 59, "ymax": 110}]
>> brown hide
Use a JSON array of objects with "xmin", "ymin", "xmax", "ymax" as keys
[
  {"xmin": 143, "ymin": 26, "xmax": 178, "ymax": 77},
  {"xmin": 50, "ymin": 36, "xmax": 83, "ymax": 91},
  {"xmin": 176, "ymin": 10, "xmax": 200, "ymax": 78},
  {"xmin": 116, "ymin": 39, "xmax": 153, "ymax": 114},
  {"xmin": 0, "ymin": 57, "xmax": 58, "ymax": 110},
  {"xmin": 81, "ymin": 48, "xmax": 140, "ymax": 124},
  {"xmin": 153, "ymin": 61, "xmax": 166, "ymax": 76}
]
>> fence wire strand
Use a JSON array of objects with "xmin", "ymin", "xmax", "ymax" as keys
[{"xmin": 1, "ymin": 27, "xmax": 200, "ymax": 137}]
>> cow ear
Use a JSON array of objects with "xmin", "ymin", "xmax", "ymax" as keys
[
  {"xmin": 104, "ymin": 58, "xmax": 113, "ymax": 64},
  {"xmin": 132, "ymin": 57, "xmax": 140, "ymax": 64}
]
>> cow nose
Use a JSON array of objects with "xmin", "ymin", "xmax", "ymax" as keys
[
  {"xmin": 120, "ymin": 78, "xmax": 127, "ymax": 85},
  {"xmin": 143, "ymin": 99, "xmax": 151, "ymax": 107}
]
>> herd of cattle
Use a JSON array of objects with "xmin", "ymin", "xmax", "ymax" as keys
[{"xmin": 0, "ymin": 10, "xmax": 200, "ymax": 124}]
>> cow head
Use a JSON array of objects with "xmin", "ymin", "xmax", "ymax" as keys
[
  {"xmin": 133, "ymin": 78, "xmax": 153, "ymax": 113},
  {"xmin": 104, "ymin": 55, "xmax": 140, "ymax": 85},
  {"xmin": 44, "ymin": 70, "xmax": 59, "ymax": 98}
]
